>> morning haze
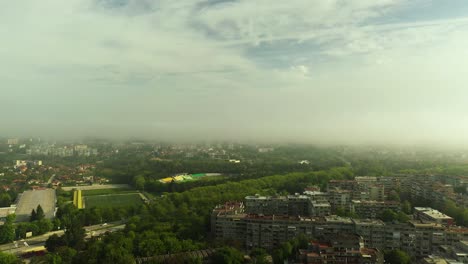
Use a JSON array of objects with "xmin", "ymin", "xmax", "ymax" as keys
[{"xmin": 2, "ymin": 0, "xmax": 468, "ymax": 144}]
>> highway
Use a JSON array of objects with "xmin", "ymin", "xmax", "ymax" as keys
[{"xmin": 0, "ymin": 222, "xmax": 125, "ymax": 255}]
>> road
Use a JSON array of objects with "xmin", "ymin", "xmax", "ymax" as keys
[
  {"xmin": 0, "ymin": 222, "xmax": 125, "ymax": 255},
  {"xmin": 61, "ymin": 184, "xmax": 131, "ymax": 191},
  {"xmin": 138, "ymin": 192, "xmax": 150, "ymax": 204},
  {"xmin": 47, "ymin": 174, "xmax": 56, "ymax": 185}
]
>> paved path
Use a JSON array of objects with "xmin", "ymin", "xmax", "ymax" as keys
[
  {"xmin": 138, "ymin": 192, "xmax": 150, "ymax": 203},
  {"xmin": 62, "ymin": 184, "xmax": 131, "ymax": 191},
  {"xmin": 47, "ymin": 174, "xmax": 56, "ymax": 185}
]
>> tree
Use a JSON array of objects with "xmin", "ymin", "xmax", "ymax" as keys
[
  {"xmin": 186, "ymin": 256, "xmax": 203, "ymax": 264},
  {"xmin": 272, "ymin": 248, "xmax": 284, "ymax": 264},
  {"xmin": 0, "ymin": 252, "xmax": 19, "ymax": 264},
  {"xmin": 134, "ymin": 175, "xmax": 146, "ymax": 190},
  {"xmin": 42, "ymin": 253, "xmax": 62, "ymax": 264},
  {"xmin": 387, "ymin": 190, "xmax": 400, "ymax": 202},
  {"xmin": 401, "ymin": 200, "xmax": 412, "ymax": 214},
  {"xmin": 83, "ymin": 207, "xmax": 102, "ymax": 226},
  {"xmin": 37, "ymin": 219, "xmax": 53, "ymax": 234},
  {"xmin": 396, "ymin": 211, "xmax": 410, "ymax": 222},
  {"xmin": 384, "ymin": 250, "xmax": 411, "ymax": 264},
  {"xmin": 16, "ymin": 222, "xmax": 39, "ymax": 239},
  {"xmin": 30, "ymin": 209, "xmax": 37, "ymax": 222},
  {"xmin": 378, "ymin": 209, "xmax": 409, "ymax": 223},
  {"xmin": 55, "ymin": 246, "xmax": 77, "ymax": 263},
  {"xmin": 36, "ymin": 204, "xmax": 45, "ymax": 221},
  {"xmin": 0, "ymin": 224, "xmax": 15, "ymax": 244},
  {"xmin": 335, "ymin": 206, "xmax": 347, "ymax": 217},
  {"xmin": 454, "ymin": 185, "xmax": 467, "ymax": 194},
  {"xmin": 211, "ymin": 247, "xmax": 244, "ymax": 264},
  {"xmin": 250, "ymin": 248, "xmax": 269, "ymax": 264},
  {"xmin": 0, "ymin": 192, "xmax": 12, "ymax": 207},
  {"xmin": 291, "ymin": 234, "xmax": 309, "ymax": 252},
  {"xmin": 378, "ymin": 209, "xmax": 398, "ymax": 222},
  {"xmin": 5, "ymin": 214, "xmax": 15, "ymax": 224},
  {"xmin": 53, "ymin": 218, "xmax": 62, "ymax": 231},
  {"xmin": 0, "ymin": 214, "xmax": 15, "ymax": 244},
  {"xmin": 63, "ymin": 218, "xmax": 86, "ymax": 250},
  {"xmin": 45, "ymin": 234, "xmax": 67, "ymax": 252}
]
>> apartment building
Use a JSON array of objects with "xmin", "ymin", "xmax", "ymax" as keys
[
  {"xmin": 304, "ymin": 190, "xmax": 329, "ymax": 202},
  {"xmin": 297, "ymin": 234, "xmax": 384, "ymax": 264},
  {"xmin": 328, "ymin": 189, "xmax": 353, "ymax": 210},
  {"xmin": 244, "ymin": 194, "xmax": 312, "ymax": 216},
  {"xmin": 213, "ymin": 204, "xmax": 468, "ymax": 258},
  {"xmin": 244, "ymin": 214, "xmax": 317, "ymax": 249},
  {"xmin": 352, "ymin": 219, "xmax": 386, "ymax": 249},
  {"xmin": 414, "ymin": 207, "xmax": 454, "ymax": 227},
  {"xmin": 310, "ymin": 200, "xmax": 332, "ymax": 217},
  {"xmin": 351, "ymin": 200, "xmax": 401, "ymax": 219},
  {"xmin": 211, "ymin": 202, "xmax": 246, "ymax": 243}
]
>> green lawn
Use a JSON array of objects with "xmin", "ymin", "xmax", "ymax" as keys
[
  {"xmin": 84, "ymin": 193, "xmax": 143, "ymax": 208},
  {"xmin": 82, "ymin": 188, "xmax": 136, "ymax": 196}
]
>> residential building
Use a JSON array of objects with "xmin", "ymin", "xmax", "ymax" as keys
[
  {"xmin": 352, "ymin": 219, "xmax": 386, "ymax": 249},
  {"xmin": 351, "ymin": 200, "xmax": 400, "ymax": 219},
  {"xmin": 244, "ymin": 194, "xmax": 312, "ymax": 216},
  {"xmin": 415, "ymin": 207, "xmax": 454, "ymax": 226},
  {"xmin": 328, "ymin": 189, "xmax": 352, "ymax": 211},
  {"xmin": 297, "ymin": 234, "xmax": 384, "ymax": 264},
  {"xmin": 310, "ymin": 200, "xmax": 331, "ymax": 217},
  {"xmin": 304, "ymin": 191, "xmax": 329, "ymax": 202},
  {"xmin": 7, "ymin": 138, "xmax": 19, "ymax": 145},
  {"xmin": 211, "ymin": 202, "xmax": 246, "ymax": 243}
]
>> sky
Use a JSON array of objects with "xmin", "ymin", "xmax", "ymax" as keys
[{"xmin": 2, "ymin": 0, "xmax": 468, "ymax": 144}]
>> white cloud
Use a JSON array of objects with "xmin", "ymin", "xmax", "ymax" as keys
[
  {"xmin": 290, "ymin": 65, "xmax": 310, "ymax": 76},
  {"xmin": 1, "ymin": 0, "xmax": 468, "ymax": 143}
]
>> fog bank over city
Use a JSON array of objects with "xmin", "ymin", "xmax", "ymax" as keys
[{"xmin": 2, "ymin": 1, "xmax": 468, "ymax": 144}]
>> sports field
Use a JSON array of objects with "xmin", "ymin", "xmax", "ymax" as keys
[
  {"xmin": 159, "ymin": 173, "xmax": 224, "ymax": 184},
  {"xmin": 83, "ymin": 193, "xmax": 143, "ymax": 208},
  {"xmin": 82, "ymin": 188, "xmax": 136, "ymax": 196}
]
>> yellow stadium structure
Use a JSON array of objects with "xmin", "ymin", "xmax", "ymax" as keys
[
  {"xmin": 73, "ymin": 190, "xmax": 83, "ymax": 209},
  {"xmin": 159, "ymin": 177, "xmax": 173, "ymax": 183},
  {"xmin": 173, "ymin": 176, "xmax": 184, "ymax": 181}
]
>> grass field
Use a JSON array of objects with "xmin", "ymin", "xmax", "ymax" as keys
[
  {"xmin": 82, "ymin": 188, "xmax": 137, "ymax": 196},
  {"xmin": 84, "ymin": 193, "xmax": 143, "ymax": 208}
]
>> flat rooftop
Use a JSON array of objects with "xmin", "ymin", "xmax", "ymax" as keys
[
  {"xmin": 352, "ymin": 219, "xmax": 385, "ymax": 225},
  {"xmin": 415, "ymin": 207, "xmax": 453, "ymax": 220},
  {"xmin": 352, "ymin": 200, "xmax": 399, "ymax": 205},
  {"xmin": 324, "ymin": 215, "xmax": 353, "ymax": 224},
  {"xmin": 311, "ymin": 201, "xmax": 331, "ymax": 207},
  {"xmin": 303, "ymin": 191, "xmax": 327, "ymax": 195}
]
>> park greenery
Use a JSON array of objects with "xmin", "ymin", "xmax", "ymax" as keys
[
  {"xmin": 36, "ymin": 167, "xmax": 353, "ymax": 263},
  {"xmin": 0, "ymin": 214, "xmax": 15, "ymax": 244},
  {"xmin": 2, "ymin": 144, "xmax": 468, "ymax": 263},
  {"xmin": 384, "ymin": 249, "xmax": 412, "ymax": 264},
  {"xmin": 0, "ymin": 251, "xmax": 20, "ymax": 264}
]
